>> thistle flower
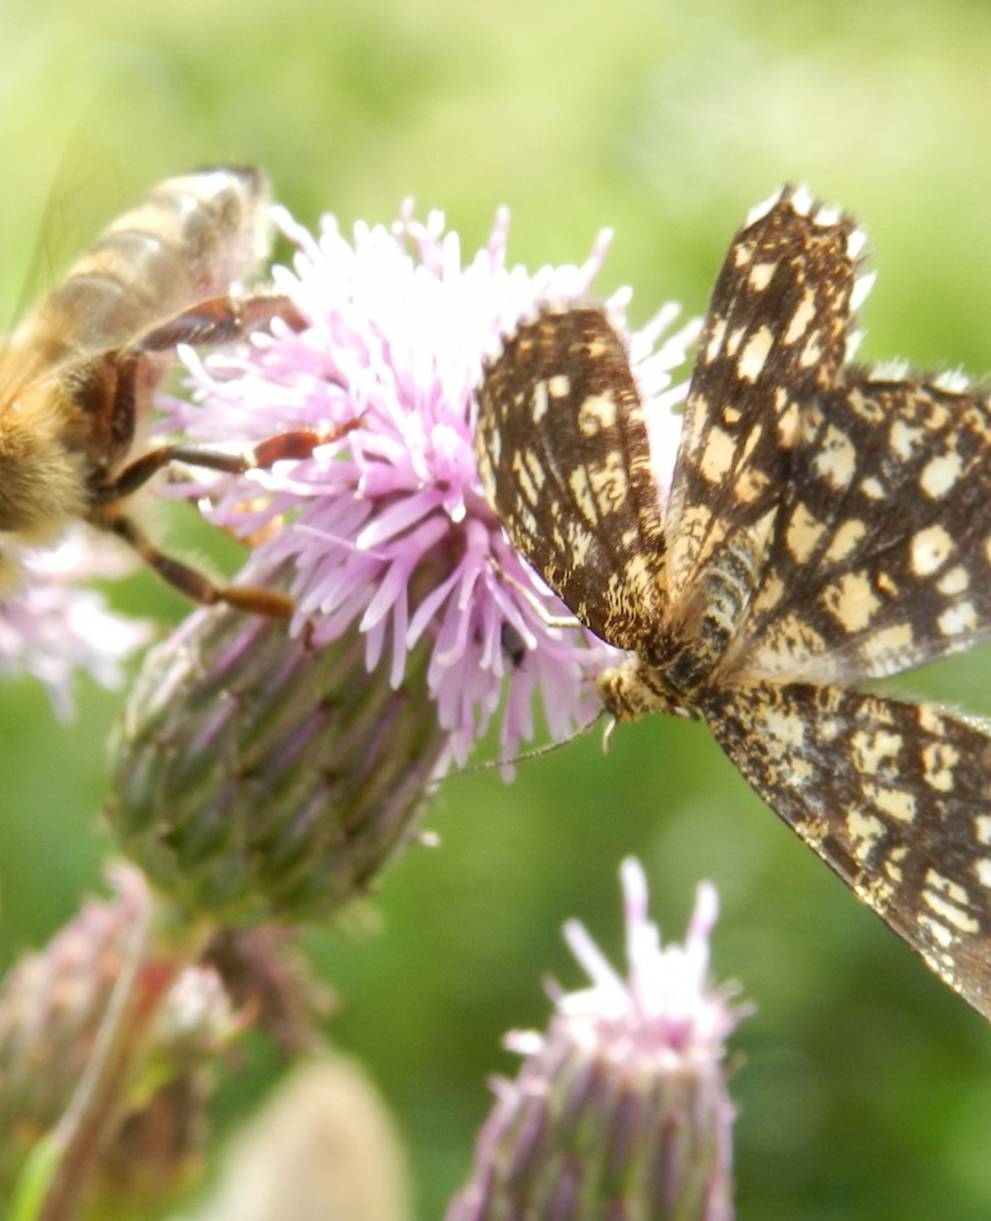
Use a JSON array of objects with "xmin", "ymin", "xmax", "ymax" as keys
[
  {"xmin": 109, "ymin": 203, "xmax": 694, "ymax": 922},
  {"xmin": 447, "ymin": 860, "xmax": 748, "ymax": 1221},
  {"xmin": 159, "ymin": 200, "xmax": 696, "ymax": 765},
  {"xmin": 0, "ymin": 527, "xmax": 151, "ymax": 718}
]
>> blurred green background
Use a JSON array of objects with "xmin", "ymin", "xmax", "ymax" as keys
[{"xmin": 3, "ymin": 0, "xmax": 991, "ymax": 1217}]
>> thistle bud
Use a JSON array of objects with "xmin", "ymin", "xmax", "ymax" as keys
[
  {"xmin": 107, "ymin": 561, "xmax": 450, "ymax": 924},
  {"xmin": 0, "ymin": 865, "xmax": 236, "ymax": 1211},
  {"xmin": 447, "ymin": 860, "xmax": 748, "ymax": 1221}
]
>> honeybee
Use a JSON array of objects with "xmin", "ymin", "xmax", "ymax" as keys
[{"xmin": 0, "ymin": 166, "xmax": 334, "ymax": 616}]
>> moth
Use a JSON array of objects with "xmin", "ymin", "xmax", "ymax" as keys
[{"xmin": 475, "ymin": 185, "xmax": 991, "ymax": 1020}]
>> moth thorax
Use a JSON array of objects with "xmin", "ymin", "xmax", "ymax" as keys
[{"xmin": 596, "ymin": 656, "xmax": 686, "ymax": 723}]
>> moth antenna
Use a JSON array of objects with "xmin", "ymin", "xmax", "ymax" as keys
[{"xmin": 442, "ymin": 709, "xmax": 608, "ymax": 780}]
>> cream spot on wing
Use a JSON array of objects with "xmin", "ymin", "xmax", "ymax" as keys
[
  {"xmin": 589, "ymin": 453, "xmax": 628, "ymax": 516},
  {"xmin": 862, "ymin": 622, "xmax": 912, "ymax": 666},
  {"xmin": 920, "ymin": 451, "xmax": 963, "ymax": 499},
  {"xmin": 813, "ymin": 425, "xmax": 856, "ymax": 490},
  {"xmin": 824, "ymin": 519, "xmax": 866, "ymax": 564},
  {"xmin": 977, "ymin": 816, "xmax": 991, "ymax": 846},
  {"xmin": 748, "ymin": 261, "xmax": 776, "ymax": 290},
  {"xmin": 865, "ymin": 696, "xmax": 896, "ymax": 726},
  {"xmin": 745, "ymin": 188, "xmax": 783, "ymax": 225},
  {"xmin": 751, "ymin": 574, "xmax": 784, "ymax": 617},
  {"xmin": 927, "ymin": 869, "xmax": 971, "ymax": 906},
  {"xmin": 734, "ymin": 465, "xmax": 769, "ymax": 504},
  {"xmin": 486, "ymin": 425, "xmax": 502, "ymax": 468},
  {"xmin": 860, "ymin": 476, "xmax": 884, "ymax": 500},
  {"xmin": 569, "ymin": 465, "xmax": 597, "ymax": 524},
  {"xmin": 917, "ymin": 705, "xmax": 945, "ymax": 735},
  {"xmin": 910, "ymin": 524, "xmax": 954, "ymax": 576},
  {"xmin": 864, "ymin": 359, "xmax": 906, "ymax": 380},
  {"xmin": 531, "ymin": 380, "xmax": 550, "ymax": 422},
  {"xmin": 524, "ymin": 448, "xmax": 545, "ymax": 488},
  {"xmin": 727, "ymin": 326, "xmax": 745, "ymax": 357},
  {"xmin": 920, "ymin": 742, "xmax": 958, "ymax": 793},
  {"xmin": 932, "ymin": 369, "xmax": 970, "ymax": 394},
  {"xmin": 790, "ymin": 184, "xmax": 814, "ymax": 214},
  {"xmin": 754, "ymin": 613, "xmax": 826, "ymax": 668},
  {"xmin": 847, "ymin": 227, "xmax": 867, "ymax": 258},
  {"xmin": 740, "ymin": 423, "xmax": 764, "ymax": 466},
  {"xmin": 784, "ymin": 288, "xmax": 816, "ymax": 345},
  {"xmin": 512, "ymin": 451, "xmax": 539, "ymax": 505},
  {"xmin": 518, "ymin": 504, "xmax": 538, "ymax": 538},
  {"xmin": 777, "ymin": 400, "xmax": 800, "ymax": 445},
  {"xmin": 764, "ymin": 708, "xmax": 806, "ymax": 747},
  {"xmin": 851, "ymin": 271, "xmax": 876, "ymax": 312},
  {"xmin": 920, "ymin": 914, "xmax": 955, "ymax": 949},
  {"xmin": 938, "ymin": 602, "xmax": 977, "ymax": 636},
  {"xmin": 864, "ymin": 782, "xmax": 916, "ymax": 823},
  {"xmin": 851, "ymin": 728, "xmax": 901, "ymax": 776},
  {"xmin": 847, "ymin": 808, "xmax": 884, "ymax": 862},
  {"xmin": 790, "ymin": 758, "xmax": 814, "ymax": 783},
  {"xmin": 890, "ymin": 418, "xmax": 924, "ymax": 460},
  {"xmin": 799, "ymin": 335, "xmax": 823, "ymax": 368},
  {"xmin": 937, "ymin": 565, "xmax": 969, "ymax": 596},
  {"xmin": 924, "ymin": 891, "xmax": 978, "ymax": 934},
  {"xmin": 684, "ymin": 396, "xmax": 710, "ymax": 454},
  {"xmin": 847, "ymin": 387, "xmax": 886, "ymax": 423},
  {"xmin": 738, "ymin": 325, "xmax": 774, "ymax": 382},
  {"xmin": 672, "ymin": 504, "xmax": 713, "ymax": 580},
  {"xmin": 861, "ymin": 874, "xmax": 895, "ymax": 913},
  {"xmin": 477, "ymin": 456, "xmax": 498, "ymax": 508},
  {"xmin": 700, "ymin": 426, "xmax": 736, "ymax": 483},
  {"xmin": 578, "ymin": 393, "xmax": 617, "ymax": 436},
  {"xmin": 567, "ymin": 522, "xmax": 593, "ymax": 567},
  {"xmin": 548, "ymin": 374, "xmax": 571, "ymax": 398},
  {"xmin": 786, "ymin": 502, "xmax": 825, "ymax": 563},
  {"xmin": 975, "ymin": 858, "xmax": 991, "ymax": 888},
  {"xmin": 622, "ymin": 553, "xmax": 653, "ymax": 599},
  {"xmin": 820, "ymin": 571, "xmax": 881, "ymax": 631},
  {"xmin": 705, "ymin": 317, "xmax": 727, "ymax": 361}
]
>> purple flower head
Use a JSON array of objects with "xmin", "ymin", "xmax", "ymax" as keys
[
  {"xmin": 449, "ymin": 861, "xmax": 749, "ymax": 1220},
  {"xmin": 545, "ymin": 858, "xmax": 747, "ymax": 1065},
  {"xmin": 0, "ymin": 528, "xmax": 152, "ymax": 718},
  {"xmin": 161, "ymin": 203, "xmax": 696, "ymax": 764}
]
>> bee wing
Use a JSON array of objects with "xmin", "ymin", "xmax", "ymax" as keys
[{"xmin": 18, "ymin": 168, "xmax": 272, "ymax": 362}]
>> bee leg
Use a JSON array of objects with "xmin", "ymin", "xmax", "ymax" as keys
[
  {"xmin": 134, "ymin": 294, "xmax": 305, "ymax": 353},
  {"xmin": 92, "ymin": 417, "xmax": 360, "ymax": 505},
  {"xmin": 103, "ymin": 514, "xmax": 295, "ymax": 618}
]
